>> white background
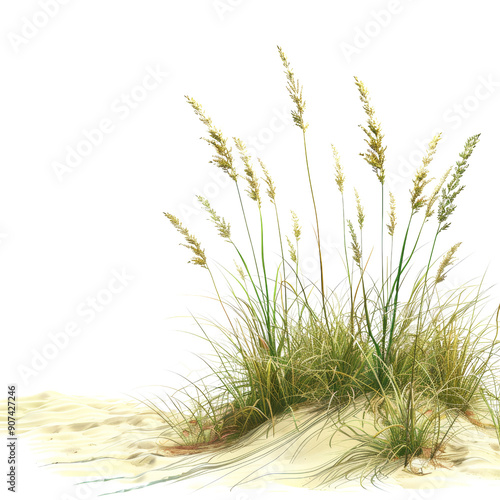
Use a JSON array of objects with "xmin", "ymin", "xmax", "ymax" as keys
[{"xmin": 1, "ymin": 0, "xmax": 500, "ymax": 498}]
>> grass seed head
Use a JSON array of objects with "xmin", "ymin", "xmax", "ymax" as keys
[
  {"xmin": 387, "ymin": 192, "xmax": 397, "ymax": 236},
  {"xmin": 287, "ymin": 236, "xmax": 298, "ymax": 264},
  {"xmin": 164, "ymin": 212, "xmax": 207, "ymax": 268},
  {"xmin": 435, "ymin": 242, "xmax": 462, "ymax": 283},
  {"xmin": 347, "ymin": 219, "xmax": 362, "ymax": 266},
  {"xmin": 426, "ymin": 167, "xmax": 452, "ymax": 219},
  {"xmin": 278, "ymin": 46, "xmax": 308, "ymax": 131},
  {"xmin": 235, "ymin": 261, "xmax": 246, "ymax": 281},
  {"xmin": 410, "ymin": 133, "xmax": 442, "ymax": 213},
  {"xmin": 354, "ymin": 77, "xmax": 386, "ymax": 184},
  {"xmin": 234, "ymin": 138, "xmax": 261, "ymax": 207},
  {"xmin": 291, "ymin": 210, "xmax": 301, "ymax": 240},
  {"xmin": 185, "ymin": 96, "xmax": 238, "ymax": 181},
  {"xmin": 259, "ymin": 158, "xmax": 276, "ymax": 203},
  {"xmin": 332, "ymin": 145, "xmax": 345, "ymax": 194},
  {"xmin": 354, "ymin": 188, "xmax": 365, "ymax": 230},
  {"xmin": 437, "ymin": 134, "xmax": 480, "ymax": 231},
  {"xmin": 197, "ymin": 196, "xmax": 231, "ymax": 241}
]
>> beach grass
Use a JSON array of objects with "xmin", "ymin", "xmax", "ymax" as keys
[{"xmin": 157, "ymin": 46, "xmax": 500, "ymax": 486}]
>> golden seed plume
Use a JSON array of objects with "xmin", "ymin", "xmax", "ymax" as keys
[
  {"xmin": 235, "ymin": 261, "xmax": 246, "ymax": 281},
  {"xmin": 277, "ymin": 46, "xmax": 308, "ymax": 131},
  {"xmin": 354, "ymin": 77, "xmax": 386, "ymax": 184},
  {"xmin": 387, "ymin": 192, "xmax": 397, "ymax": 236},
  {"xmin": 435, "ymin": 242, "xmax": 462, "ymax": 283},
  {"xmin": 259, "ymin": 158, "xmax": 276, "ymax": 203},
  {"xmin": 347, "ymin": 220, "xmax": 362, "ymax": 266},
  {"xmin": 197, "ymin": 196, "xmax": 231, "ymax": 241},
  {"xmin": 332, "ymin": 145, "xmax": 345, "ymax": 193},
  {"xmin": 286, "ymin": 236, "xmax": 297, "ymax": 264},
  {"xmin": 185, "ymin": 96, "xmax": 238, "ymax": 181},
  {"xmin": 410, "ymin": 133, "xmax": 442, "ymax": 213},
  {"xmin": 234, "ymin": 138, "xmax": 261, "ymax": 207},
  {"xmin": 164, "ymin": 213, "xmax": 207, "ymax": 268},
  {"xmin": 426, "ymin": 167, "xmax": 451, "ymax": 219},
  {"xmin": 291, "ymin": 211, "xmax": 301, "ymax": 240},
  {"xmin": 287, "ymin": 211, "xmax": 301, "ymax": 264},
  {"xmin": 354, "ymin": 188, "xmax": 365, "ymax": 230}
]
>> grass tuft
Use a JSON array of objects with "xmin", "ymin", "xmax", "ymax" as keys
[{"xmin": 150, "ymin": 47, "xmax": 500, "ymax": 489}]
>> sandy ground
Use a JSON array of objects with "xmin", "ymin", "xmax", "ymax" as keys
[{"xmin": 4, "ymin": 391, "xmax": 500, "ymax": 497}]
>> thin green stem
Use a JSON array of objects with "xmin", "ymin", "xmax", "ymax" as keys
[
  {"xmin": 385, "ymin": 216, "xmax": 427, "ymax": 307},
  {"xmin": 259, "ymin": 209, "xmax": 272, "ymax": 351},
  {"xmin": 207, "ymin": 267, "xmax": 235, "ymax": 332},
  {"xmin": 361, "ymin": 274, "xmax": 380, "ymax": 360},
  {"xmin": 415, "ymin": 227, "xmax": 441, "ymax": 335},
  {"xmin": 381, "ymin": 185, "xmax": 385, "ymax": 306},
  {"xmin": 230, "ymin": 241, "xmax": 268, "ymax": 324},
  {"xmin": 341, "ymin": 196, "xmax": 355, "ymax": 334},
  {"xmin": 235, "ymin": 182, "xmax": 265, "ymax": 299},
  {"xmin": 386, "ymin": 214, "xmax": 414, "ymax": 360},
  {"xmin": 273, "ymin": 202, "xmax": 288, "ymax": 335},
  {"xmin": 302, "ymin": 130, "xmax": 329, "ymax": 329}
]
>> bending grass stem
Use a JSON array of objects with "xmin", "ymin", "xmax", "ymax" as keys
[
  {"xmin": 359, "ymin": 249, "xmax": 381, "ymax": 361},
  {"xmin": 207, "ymin": 267, "xmax": 235, "ymax": 332},
  {"xmin": 273, "ymin": 203, "xmax": 288, "ymax": 335},
  {"xmin": 415, "ymin": 228, "xmax": 441, "ymax": 335},
  {"xmin": 385, "ymin": 216, "xmax": 426, "ymax": 306},
  {"xmin": 235, "ymin": 182, "xmax": 265, "ymax": 301},
  {"xmin": 361, "ymin": 277, "xmax": 381, "ymax": 360},
  {"xmin": 259, "ymin": 209, "xmax": 273, "ymax": 353},
  {"xmin": 301, "ymin": 130, "xmax": 329, "ymax": 330},
  {"xmin": 231, "ymin": 242, "xmax": 269, "ymax": 327}
]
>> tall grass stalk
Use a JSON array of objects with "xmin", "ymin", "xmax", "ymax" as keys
[{"xmin": 154, "ymin": 47, "xmax": 500, "ymax": 489}]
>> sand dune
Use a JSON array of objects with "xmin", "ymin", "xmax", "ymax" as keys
[{"xmin": 6, "ymin": 391, "xmax": 500, "ymax": 496}]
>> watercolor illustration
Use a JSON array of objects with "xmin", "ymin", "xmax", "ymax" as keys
[{"xmin": 6, "ymin": 44, "xmax": 500, "ymax": 498}]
